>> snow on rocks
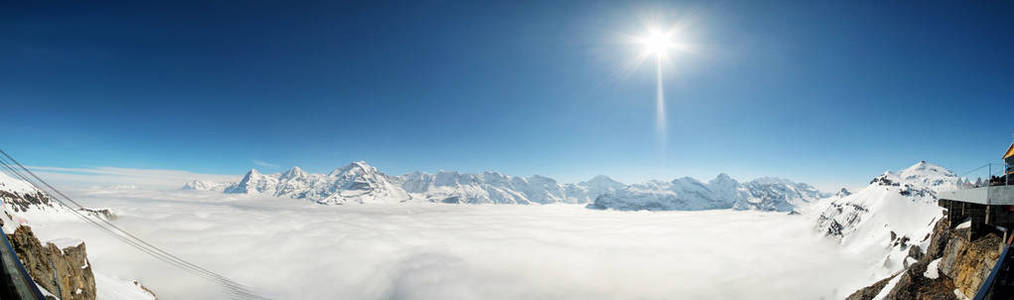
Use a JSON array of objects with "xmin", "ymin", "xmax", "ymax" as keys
[
  {"xmin": 47, "ymin": 237, "xmax": 85, "ymax": 254},
  {"xmin": 924, "ymin": 258, "xmax": 941, "ymax": 279},
  {"xmin": 956, "ymin": 220, "xmax": 971, "ymax": 229},
  {"xmin": 95, "ymin": 273, "xmax": 157, "ymax": 300},
  {"xmin": 872, "ymin": 273, "xmax": 904, "ymax": 300},
  {"xmin": 813, "ymin": 161, "xmax": 954, "ymax": 279}
]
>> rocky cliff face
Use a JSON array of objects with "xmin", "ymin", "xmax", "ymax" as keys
[
  {"xmin": 6, "ymin": 226, "xmax": 96, "ymax": 300},
  {"xmin": 847, "ymin": 217, "xmax": 1003, "ymax": 299}
]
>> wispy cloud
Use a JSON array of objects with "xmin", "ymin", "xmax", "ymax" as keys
[
  {"xmin": 252, "ymin": 160, "xmax": 279, "ymax": 169},
  {"xmin": 26, "ymin": 166, "xmax": 238, "ymax": 190}
]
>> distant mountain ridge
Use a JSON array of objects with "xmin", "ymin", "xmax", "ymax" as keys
[
  {"xmin": 183, "ymin": 161, "xmax": 823, "ymax": 211},
  {"xmin": 587, "ymin": 173, "xmax": 823, "ymax": 212}
]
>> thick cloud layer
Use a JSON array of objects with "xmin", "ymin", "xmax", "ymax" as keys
[{"xmin": 24, "ymin": 188, "xmax": 873, "ymax": 299}]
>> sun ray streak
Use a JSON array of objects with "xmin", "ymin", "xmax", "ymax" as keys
[{"xmin": 655, "ymin": 55, "xmax": 666, "ymax": 150}]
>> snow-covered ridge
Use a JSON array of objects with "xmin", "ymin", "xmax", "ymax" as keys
[
  {"xmin": 813, "ymin": 161, "xmax": 957, "ymax": 278},
  {"xmin": 0, "ymin": 168, "xmax": 154, "ymax": 300},
  {"xmin": 587, "ymin": 173, "xmax": 823, "ymax": 212},
  {"xmin": 0, "ymin": 171, "xmax": 56, "ymax": 214},
  {"xmin": 185, "ymin": 162, "xmax": 822, "ymax": 211}
]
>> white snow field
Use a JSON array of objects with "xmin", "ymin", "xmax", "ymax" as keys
[{"xmin": 19, "ymin": 187, "xmax": 874, "ymax": 300}]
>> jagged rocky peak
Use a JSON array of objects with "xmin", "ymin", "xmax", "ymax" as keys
[
  {"xmin": 835, "ymin": 187, "xmax": 852, "ymax": 197},
  {"xmin": 7, "ymin": 226, "xmax": 96, "ymax": 300}
]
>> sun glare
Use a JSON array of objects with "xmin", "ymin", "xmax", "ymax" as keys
[{"xmin": 637, "ymin": 28, "xmax": 675, "ymax": 58}]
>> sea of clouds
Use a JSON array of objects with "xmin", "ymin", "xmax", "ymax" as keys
[{"xmin": 23, "ymin": 187, "xmax": 875, "ymax": 299}]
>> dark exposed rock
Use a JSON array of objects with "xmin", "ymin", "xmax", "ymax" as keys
[
  {"xmin": 849, "ymin": 217, "xmax": 1002, "ymax": 300},
  {"xmin": 926, "ymin": 218, "xmax": 952, "ymax": 259},
  {"xmin": 938, "ymin": 231, "xmax": 1001, "ymax": 299},
  {"xmin": 846, "ymin": 273, "xmax": 897, "ymax": 300},
  {"xmin": 909, "ymin": 245, "xmax": 925, "ymax": 261},
  {"xmin": 7, "ymin": 226, "xmax": 96, "ymax": 300},
  {"xmin": 79, "ymin": 208, "xmax": 117, "ymax": 221},
  {"xmin": 882, "ymin": 259, "xmax": 956, "ymax": 300},
  {"xmin": 0, "ymin": 190, "xmax": 52, "ymax": 212}
]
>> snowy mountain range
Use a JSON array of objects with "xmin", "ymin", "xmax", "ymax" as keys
[
  {"xmin": 184, "ymin": 161, "xmax": 822, "ymax": 211},
  {"xmin": 812, "ymin": 161, "xmax": 960, "ymax": 277},
  {"xmin": 185, "ymin": 161, "xmax": 627, "ymax": 205},
  {"xmin": 587, "ymin": 174, "xmax": 823, "ymax": 211}
]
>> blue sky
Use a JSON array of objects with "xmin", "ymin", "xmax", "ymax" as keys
[{"xmin": 2, "ymin": 1, "xmax": 1013, "ymax": 190}]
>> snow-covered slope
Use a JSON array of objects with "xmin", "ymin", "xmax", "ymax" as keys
[
  {"xmin": 587, "ymin": 174, "xmax": 822, "ymax": 212},
  {"xmin": 0, "ymin": 171, "xmax": 56, "ymax": 214},
  {"xmin": 813, "ymin": 161, "xmax": 956, "ymax": 278}
]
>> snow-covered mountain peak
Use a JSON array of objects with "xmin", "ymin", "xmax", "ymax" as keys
[
  {"xmin": 709, "ymin": 173, "xmax": 739, "ymax": 187},
  {"xmin": 581, "ymin": 175, "xmax": 624, "ymax": 188},
  {"xmin": 280, "ymin": 166, "xmax": 307, "ymax": 180},
  {"xmin": 749, "ymin": 177, "xmax": 794, "ymax": 185},
  {"xmin": 815, "ymin": 162, "xmax": 955, "ymax": 277},
  {"xmin": 527, "ymin": 175, "xmax": 557, "ymax": 184},
  {"xmin": 901, "ymin": 160, "xmax": 949, "ymax": 176},
  {"xmin": 834, "ymin": 187, "xmax": 852, "ymax": 198},
  {"xmin": 671, "ymin": 176, "xmax": 704, "ymax": 186},
  {"xmin": 898, "ymin": 160, "xmax": 959, "ymax": 190},
  {"xmin": 869, "ymin": 161, "xmax": 960, "ymax": 193},
  {"xmin": 329, "ymin": 161, "xmax": 377, "ymax": 177},
  {"xmin": 181, "ymin": 180, "xmax": 232, "ymax": 192},
  {"xmin": 224, "ymin": 168, "xmax": 278, "ymax": 194}
]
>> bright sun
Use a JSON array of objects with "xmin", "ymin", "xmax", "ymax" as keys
[{"xmin": 637, "ymin": 28, "xmax": 674, "ymax": 57}]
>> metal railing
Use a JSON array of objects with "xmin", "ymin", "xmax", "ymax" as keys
[
  {"xmin": 956, "ymin": 163, "xmax": 1010, "ymax": 189},
  {"xmin": 0, "ymin": 225, "xmax": 45, "ymax": 300},
  {"xmin": 974, "ymin": 235, "xmax": 1014, "ymax": 300}
]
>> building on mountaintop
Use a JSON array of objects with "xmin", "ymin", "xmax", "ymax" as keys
[
  {"xmin": 1005, "ymin": 141, "xmax": 1014, "ymax": 176},
  {"xmin": 939, "ymin": 141, "xmax": 1014, "ymax": 239},
  {"xmin": 936, "ymin": 140, "xmax": 1014, "ymax": 299}
]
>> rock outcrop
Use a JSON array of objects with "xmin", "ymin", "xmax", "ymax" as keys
[
  {"xmin": 6, "ymin": 226, "xmax": 96, "ymax": 300},
  {"xmin": 847, "ymin": 217, "xmax": 1002, "ymax": 299}
]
